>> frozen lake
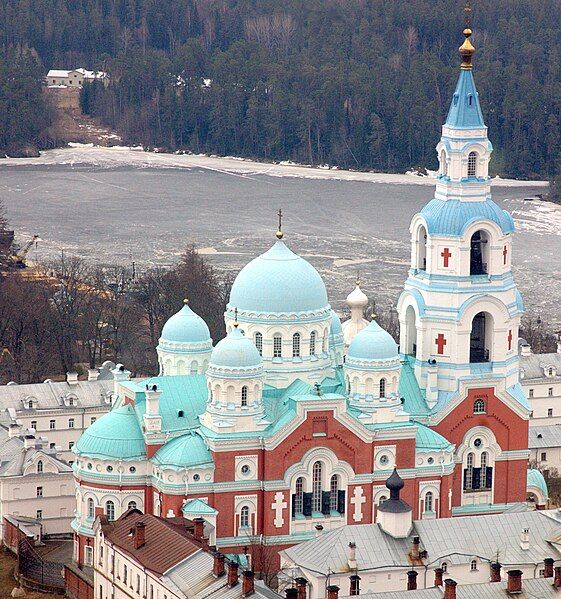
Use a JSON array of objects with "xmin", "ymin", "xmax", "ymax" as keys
[{"xmin": 0, "ymin": 147, "xmax": 558, "ymax": 322}]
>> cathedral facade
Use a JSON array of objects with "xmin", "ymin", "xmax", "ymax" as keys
[{"xmin": 71, "ymin": 26, "xmax": 539, "ymax": 567}]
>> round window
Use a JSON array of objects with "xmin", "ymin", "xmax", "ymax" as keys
[
  {"xmin": 193, "ymin": 473, "xmax": 200, "ymax": 481},
  {"xmin": 87, "ymin": 463, "xmax": 93, "ymax": 470},
  {"xmin": 241, "ymin": 464, "xmax": 251, "ymax": 475},
  {"xmin": 129, "ymin": 466, "xmax": 136, "ymax": 473},
  {"xmin": 427, "ymin": 457, "xmax": 434, "ymax": 464},
  {"xmin": 474, "ymin": 438, "xmax": 482, "ymax": 448},
  {"xmin": 106, "ymin": 465, "xmax": 113, "ymax": 472},
  {"xmin": 380, "ymin": 455, "xmax": 389, "ymax": 466}
]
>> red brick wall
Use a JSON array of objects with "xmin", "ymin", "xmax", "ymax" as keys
[{"xmin": 64, "ymin": 565, "xmax": 94, "ymax": 599}]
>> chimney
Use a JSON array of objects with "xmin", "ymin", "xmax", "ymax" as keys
[
  {"xmin": 315, "ymin": 524, "xmax": 324, "ymax": 537},
  {"xmin": 490, "ymin": 562, "xmax": 501, "ymax": 583},
  {"xmin": 242, "ymin": 570, "xmax": 254, "ymax": 596},
  {"xmin": 286, "ymin": 590, "xmax": 298, "ymax": 599},
  {"xmin": 326, "ymin": 585, "xmax": 339, "ymax": 599},
  {"xmin": 554, "ymin": 566, "xmax": 561, "ymax": 588},
  {"xmin": 23, "ymin": 435, "xmax": 35, "ymax": 449},
  {"xmin": 295, "ymin": 577, "xmax": 308, "ymax": 599},
  {"xmin": 434, "ymin": 568, "xmax": 443, "ymax": 587},
  {"xmin": 227, "ymin": 560, "xmax": 239, "ymax": 587},
  {"xmin": 66, "ymin": 371, "xmax": 79, "ymax": 385},
  {"xmin": 407, "ymin": 570, "xmax": 418, "ymax": 591},
  {"xmin": 348, "ymin": 542, "xmax": 357, "ymax": 570},
  {"xmin": 192, "ymin": 517, "xmax": 205, "ymax": 541},
  {"xmin": 134, "ymin": 522, "xmax": 146, "ymax": 549},
  {"xmin": 544, "ymin": 558, "xmax": 554, "ymax": 578},
  {"xmin": 411, "ymin": 536, "xmax": 420, "ymax": 560},
  {"xmin": 349, "ymin": 574, "xmax": 360, "ymax": 596},
  {"xmin": 213, "ymin": 552, "xmax": 225, "ymax": 577},
  {"xmin": 520, "ymin": 528, "xmax": 529, "ymax": 551},
  {"xmin": 87, "ymin": 368, "xmax": 99, "ymax": 381},
  {"xmin": 557, "ymin": 340, "xmax": 561, "ymax": 355},
  {"xmin": 8, "ymin": 423, "xmax": 22, "ymax": 438},
  {"xmin": 521, "ymin": 343, "xmax": 531, "ymax": 357},
  {"xmin": 443, "ymin": 579, "xmax": 457, "ymax": 599},
  {"xmin": 506, "ymin": 570, "xmax": 522, "ymax": 595}
]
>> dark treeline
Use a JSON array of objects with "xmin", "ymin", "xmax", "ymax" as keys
[{"xmin": 2, "ymin": 0, "xmax": 561, "ymax": 178}]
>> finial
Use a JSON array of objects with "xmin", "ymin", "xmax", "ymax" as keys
[
  {"xmin": 356, "ymin": 270, "xmax": 361, "ymax": 287},
  {"xmin": 314, "ymin": 382, "xmax": 322, "ymax": 397},
  {"xmin": 233, "ymin": 307, "xmax": 239, "ymax": 328},
  {"xmin": 183, "ymin": 298, "xmax": 189, "ymax": 304},
  {"xmin": 276, "ymin": 208, "xmax": 284, "ymax": 240},
  {"xmin": 459, "ymin": 2, "xmax": 475, "ymax": 70}
]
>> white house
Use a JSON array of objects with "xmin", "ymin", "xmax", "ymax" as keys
[{"xmin": 46, "ymin": 68, "xmax": 108, "ymax": 88}]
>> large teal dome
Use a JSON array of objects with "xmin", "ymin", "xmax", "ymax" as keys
[
  {"xmin": 348, "ymin": 319, "xmax": 399, "ymax": 362},
  {"xmin": 151, "ymin": 433, "xmax": 213, "ymax": 470},
  {"xmin": 209, "ymin": 326, "xmax": 262, "ymax": 370},
  {"xmin": 228, "ymin": 240, "xmax": 329, "ymax": 314},
  {"xmin": 74, "ymin": 404, "xmax": 146, "ymax": 460},
  {"xmin": 160, "ymin": 302, "xmax": 211, "ymax": 344}
]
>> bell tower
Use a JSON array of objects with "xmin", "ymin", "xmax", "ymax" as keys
[{"xmin": 397, "ymin": 16, "xmax": 524, "ymax": 408}]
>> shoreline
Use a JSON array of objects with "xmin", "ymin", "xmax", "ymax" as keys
[{"xmin": 0, "ymin": 144, "xmax": 549, "ymax": 188}]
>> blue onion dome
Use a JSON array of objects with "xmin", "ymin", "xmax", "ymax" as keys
[
  {"xmin": 207, "ymin": 325, "xmax": 263, "ymax": 377},
  {"xmin": 151, "ymin": 433, "xmax": 213, "ymax": 470},
  {"xmin": 346, "ymin": 318, "xmax": 399, "ymax": 368},
  {"xmin": 228, "ymin": 240, "xmax": 329, "ymax": 316},
  {"xmin": 331, "ymin": 310, "xmax": 343, "ymax": 337},
  {"xmin": 158, "ymin": 301, "xmax": 212, "ymax": 350},
  {"xmin": 74, "ymin": 404, "xmax": 146, "ymax": 461}
]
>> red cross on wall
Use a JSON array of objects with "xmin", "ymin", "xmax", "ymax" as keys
[
  {"xmin": 441, "ymin": 248, "xmax": 452, "ymax": 268},
  {"xmin": 508, "ymin": 329, "xmax": 513, "ymax": 351},
  {"xmin": 435, "ymin": 333, "xmax": 447, "ymax": 355},
  {"xmin": 503, "ymin": 245, "xmax": 508, "ymax": 265}
]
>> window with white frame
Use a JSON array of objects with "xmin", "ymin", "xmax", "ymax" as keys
[
  {"xmin": 440, "ymin": 149, "xmax": 448, "ymax": 176},
  {"xmin": 254, "ymin": 332, "xmax": 263, "ymax": 355},
  {"xmin": 424, "ymin": 491, "xmax": 434, "ymax": 513},
  {"xmin": 68, "ymin": 418, "xmax": 74, "ymax": 428},
  {"xmin": 481, "ymin": 451, "xmax": 488, "ymax": 488},
  {"xmin": 36, "ymin": 509, "xmax": 43, "ymax": 519},
  {"xmin": 549, "ymin": 387, "xmax": 554, "ymax": 397},
  {"xmin": 470, "ymin": 559, "xmax": 477, "ymax": 571},
  {"xmin": 441, "ymin": 562, "xmax": 448, "ymax": 573},
  {"xmin": 294, "ymin": 477, "xmax": 304, "ymax": 515},
  {"xmin": 322, "ymin": 334, "xmax": 327, "ymax": 353},
  {"xmin": 273, "ymin": 334, "xmax": 282, "ymax": 358},
  {"xmin": 37, "ymin": 460, "xmax": 43, "ymax": 473},
  {"xmin": 379, "ymin": 378, "xmax": 386, "ymax": 398},
  {"xmin": 310, "ymin": 331, "xmax": 317, "ymax": 356},
  {"xmin": 128, "ymin": 500, "xmax": 137, "ymax": 510},
  {"xmin": 378, "ymin": 494, "xmax": 388, "ymax": 505},
  {"xmin": 49, "ymin": 419, "xmax": 56, "ymax": 429},
  {"xmin": 312, "ymin": 461, "xmax": 322, "ymax": 512},
  {"xmin": 37, "ymin": 486, "xmax": 43, "ymax": 497},
  {"xmin": 106, "ymin": 500, "xmax": 115, "ymax": 521},
  {"xmin": 465, "ymin": 452, "xmax": 474, "ymax": 490},
  {"xmin": 467, "ymin": 152, "xmax": 477, "ymax": 177},
  {"xmin": 241, "ymin": 386, "xmax": 248, "ymax": 407},
  {"xmin": 292, "ymin": 333, "xmax": 301, "ymax": 357},
  {"xmin": 87, "ymin": 498, "xmax": 95, "ymax": 518},
  {"xmin": 529, "ymin": 388, "xmax": 534, "ymax": 398},
  {"xmin": 84, "ymin": 546, "xmax": 93, "ymax": 566},
  {"xmin": 548, "ymin": 408, "xmax": 554, "ymax": 417},
  {"xmin": 240, "ymin": 505, "xmax": 250, "ymax": 528},
  {"xmin": 473, "ymin": 399, "xmax": 485, "ymax": 414},
  {"xmin": 31, "ymin": 420, "xmax": 37, "ymax": 430}
]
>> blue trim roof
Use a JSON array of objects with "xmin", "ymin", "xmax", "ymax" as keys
[
  {"xmin": 420, "ymin": 198, "xmax": 515, "ymax": 237},
  {"xmin": 445, "ymin": 68, "xmax": 485, "ymax": 129},
  {"xmin": 527, "ymin": 469, "xmax": 548, "ymax": 499}
]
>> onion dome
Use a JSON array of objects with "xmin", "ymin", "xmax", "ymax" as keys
[
  {"xmin": 228, "ymin": 240, "xmax": 329, "ymax": 315},
  {"xmin": 347, "ymin": 319, "xmax": 399, "ymax": 365},
  {"xmin": 74, "ymin": 404, "xmax": 146, "ymax": 461},
  {"xmin": 159, "ymin": 301, "xmax": 212, "ymax": 348},
  {"xmin": 151, "ymin": 433, "xmax": 213, "ymax": 470},
  {"xmin": 378, "ymin": 468, "xmax": 411, "ymax": 514},
  {"xmin": 346, "ymin": 282, "xmax": 368, "ymax": 309},
  {"xmin": 207, "ymin": 326, "xmax": 262, "ymax": 377}
]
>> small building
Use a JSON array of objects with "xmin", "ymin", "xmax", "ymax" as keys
[{"xmin": 46, "ymin": 68, "xmax": 108, "ymax": 88}]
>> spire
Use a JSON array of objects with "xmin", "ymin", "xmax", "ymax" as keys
[
  {"xmin": 459, "ymin": 2, "xmax": 475, "ymax": 70},
  {"xmin": 276, "ymin": 208, "xmax": 283, "ymax": 240}
]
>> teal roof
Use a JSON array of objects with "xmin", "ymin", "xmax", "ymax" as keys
[
  {"xmin": 399, "ymin": 357, "xmax": 429, "ymax": 417},
  {"xmin": 209, "ymin": 326, "xmax": 262, "ymax": 369},
  {"xmin": 420, "ymin": 198, "xmax": 515, "ymax": 237},
  {"xmin": 228, "ymin": 240, "xmax": 329, "ymax": 314},
  {"xmin": 182, "ymin": 498, "xmax": 218, "ymax": 516},
  {"xmin": 347, "ymin": 319, "xmax": 398, "ymax": 362},
  {"xmin": 527, "ymin": 469, "xmax": 548, "ymax": 499},
  {"xmin": 331, "ymin": 310, "xmax": 343, "ymax": 336},
  {"xmin": 445, "ymin": 68, "xmax": 485, "ymax": 130},
  {"xmin": 75, "ymin": 404, "xmax": 146, "ymax": 460},
  {"xmin": 151, "ymin": 433, "xmax": 213, "ymax": 470},
  {"xmin": 134, "ymin": 375, "xmax": 208, "ymax": 432},
  {"xmin": 416, "ymin": 424, "xmax": 454, "ymax": 452},
  {"xmin": 160, "ymin": 303, "xmax": 211, "ymax": 344}
]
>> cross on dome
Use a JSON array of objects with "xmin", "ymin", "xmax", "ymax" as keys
[{"xmin": 276, "ymin": 208, "xmax": 284, "ymax": 239}]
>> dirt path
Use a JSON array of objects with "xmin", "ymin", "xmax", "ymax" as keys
[{"xmin": 0, "ymin": 550, "xmax": 55, "ymax": 598}]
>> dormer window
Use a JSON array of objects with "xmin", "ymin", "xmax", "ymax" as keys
[
  {"xmin": 24, "ymin": 396, "xmax": 37, "ymax": 409},
  {"xmin": 468, "ymin": 94, "xmax": 474, "ymax": 106}
]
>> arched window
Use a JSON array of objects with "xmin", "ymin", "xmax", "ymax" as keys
[
  {"xmin": 241, "ymin": 386, "xmax": 248, "ymax": 407},
  {"xmin": 87, "ymin": 498, "xmax": 94, "ymax": 518},
  {"xmin": 254, "ymin": 332, "xmax": 263, "ymax": 356},
  {"xmin": 127, "ymin": 501, "xmax": 137, "ymax": 511},
  {"xmin": 440, "ymin": 150, "xmax": 448, "ymax": 176},
  {"xmin": 178, "ymin": 409, "xmax": 184, "ymax": 417},
  {"xmin": 28, "ymin": 400, "xmax": 33, "ymax": 409},
  {"xmin": 294, "ymin": 477, "xmax": 304, "ymax": 515},
  {"xmin": 470, "ymin": 559, "xmax": 477, "ymax": 571},
  {"xmin": 322, "ymin": 334, "xmax": 327, "ymax": 353},
  {"xmin": 441, "ymin": 562, "xmax": 448, "ymax": 573},
  {"xmin": 330, "ymin": 475, "xmax": 339, "ymax": 511},
  {"xmin": 310, "ymin": 331, "xmax": 317, "ymax": 356},
  {"xmin": 312, "ymin": 461, "xmax": 322, "ymax": 512},
  {"xmin": 470, "ymin": 230, "xmax": 488, "ymax": 275},
  {"xmin": 346, "ymin": 376, "xmax": 351, "ymax": 394},
  {"xmin": 292, "ymin": 333, "xmax": 301, "ymax": 357},
  {"xmin": 379, "ymin": 378, "xmax": 386, "ymax": 398},
  {"xmin": 105, "ymin": 500, "xmax": 115, "ymax": 521},
  {"xmin": 481, "ymin": 451, "xmax": 488, "ymax": 488},
  {"xmin": 378, "ymin": 495, "xmax": 387, "ymax": 505},
  {"xmin": 190, "ymin": 361, "xmax": 198, "ymax": 375},
  {"xmin": 240, "ymin": 506, "xmax": 250, "ymax": 528},
  {"xmin": 470, "ymin": 311, "xmax": 491, "ymax": 363},
  {"xmin": 273, "ymin": 334, "xmax": 282, "ymax": 358},
  {"xmin": 473, "ymin": 399, "xmax": 486, "ymax": 414},
  {"xmin": 468, "ymin": 151, "xmax": 477, "ymax": 177},
  {"xmin": 37, "ymin": 460, "xmax": 43, "ymax": 473},
  {"xmin": 424, "ymin": 491, "xmax": 434, "ymax": 513},
  {"xmin": 465, "ymin": 452, "xmax": 474, "ymax": 490},
  {"xmin": 416, "ymin": 225, "xmax": 427, "ymax": 271}
]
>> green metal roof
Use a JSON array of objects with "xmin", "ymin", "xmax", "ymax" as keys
[
  {"xmin": 182, "ymin": 498, "xmax": 218, "ymax": 516},
  {"xmin": 399, "ymin": 357, "xmax": 429, "ymax": 417},
  {"xmin": 151, "ymin": 433, "xmax": 213, "ymax": 470},
  {"xmin": 527, "ymin": 468, "xmax": 548, "ymax": 499},
  {"xmin": 74, "ymin": 404, "xmax": 146, "ymax": 460},
  {"xmin": 416, "ymin": 424, "xmax": 454, "ymax": 452}
]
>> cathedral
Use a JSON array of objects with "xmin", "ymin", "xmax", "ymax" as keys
[{"xmin": 71, "ymin": 24, "xmax": 541, "ymax": 567}]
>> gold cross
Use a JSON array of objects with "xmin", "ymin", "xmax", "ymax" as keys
[{"xmin": 276, "ymin": 208, "xmax": 284, "ymax": 239}]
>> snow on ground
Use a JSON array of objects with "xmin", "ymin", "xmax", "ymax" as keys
[{"xmin": 0, "ymin": 144, "xmax": 548, "ymax": 188}]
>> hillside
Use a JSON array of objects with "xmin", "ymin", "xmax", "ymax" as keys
[{"xmin": 1, "ymin": 0, "xmax": 561, "ymax": 179}]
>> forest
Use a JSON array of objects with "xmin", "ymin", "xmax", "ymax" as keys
[{"xmin": 1, "ymin": 0, "xmax": 561, "ymax": 179}]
